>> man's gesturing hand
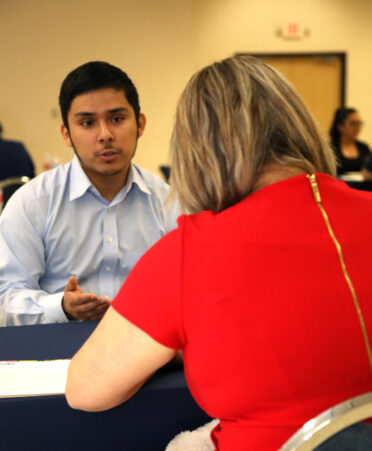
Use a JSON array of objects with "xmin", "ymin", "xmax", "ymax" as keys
[{"xmin": 62, "ymin": 276, "xmax": 110, "ymax": 321}]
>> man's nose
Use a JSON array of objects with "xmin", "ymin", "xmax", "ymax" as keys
[{"xmin": 98, "ymin": 121, "xmax": 114, "ymax": 142}]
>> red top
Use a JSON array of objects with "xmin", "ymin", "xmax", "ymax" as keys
[{"xmin": 112, "ymin": 173, "xmax": 372, "ymax": 450}]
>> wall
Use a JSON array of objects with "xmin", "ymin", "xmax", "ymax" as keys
[{"xmin": 1, "ymin": 0, "xmax": 372, "ymax": 176}]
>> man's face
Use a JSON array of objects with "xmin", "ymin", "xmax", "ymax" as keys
[{"xmin": 61, "ymin": 87, "xmax": 145, "ymax": 185}]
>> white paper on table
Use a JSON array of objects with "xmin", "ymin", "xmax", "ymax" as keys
[
  {"xmin": 0, "ymin": 360, "xmax": 70, "ymax": 398},
  {"xmin": 339, "ymin": 172, "xmax": 364, "ymax": 182}
]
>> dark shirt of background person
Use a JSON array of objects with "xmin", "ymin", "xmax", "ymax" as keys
[
  {"xmin": 329, "ymin": 108, "xmax": 370, "ymax": 175},
  {"xmin": 0, "ymin": 122, "xmax": 35, "ymax": 181}
]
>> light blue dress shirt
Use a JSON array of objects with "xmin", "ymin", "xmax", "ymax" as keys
[{"xmin": 0, "ymin": 156, "xmax": 179, "ymax": 326}]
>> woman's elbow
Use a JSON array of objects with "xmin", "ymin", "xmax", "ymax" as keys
[
  {"xmin": 65, "ymin": 367, "xmax": 108, "ymax": 412},
  {"xmin": 65, "ymin": 390, "xmax": 86, "ymax": 411},
  {"xmin": 65, "ymin": 387, "xmax": 117, "ymax": 412},
  {"xmin": 65, "ymin": 381, "xmax": 101, "ymax": 412},
  {"xmin": 65, "ymin": 373, "xmax": 145, "ymax": 412}
]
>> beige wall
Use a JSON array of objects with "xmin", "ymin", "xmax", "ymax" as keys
[{"xmin": 1, "ymin": 0, "xmax": 372, "ymax": 176}]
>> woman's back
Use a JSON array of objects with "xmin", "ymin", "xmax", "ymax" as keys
[{"xmin": 180, "ymin": 173, "xmax": 372, "ymax": 449}]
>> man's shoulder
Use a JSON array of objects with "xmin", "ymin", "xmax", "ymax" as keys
[
  {"xmin": 15, "ymin": 161, "xmax": 72, "ymax": 201},
  {"xmin": 131, "ymin": 164, "xmax": 180, "ymax": 231}
]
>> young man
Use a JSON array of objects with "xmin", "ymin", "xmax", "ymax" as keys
[{"xmin": 0, "ymin": 62, "xmax": 179, "ymax": 326}]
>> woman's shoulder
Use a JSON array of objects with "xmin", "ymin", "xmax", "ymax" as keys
[{"xmin": 356, "ymin": 140, "xmax": 371, "ymax": 155}]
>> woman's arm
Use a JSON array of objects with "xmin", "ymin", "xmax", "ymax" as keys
[
  {"xmin": 362, "ymin": 150, "xmax": 372, "ymax": 181},
  {"xmin": 65, "ymin": 306, "xmax": 176, "ymax": 412},
  {"xmin": 362, "ymin": 167, "xmax": 372, "ymax": 181}
]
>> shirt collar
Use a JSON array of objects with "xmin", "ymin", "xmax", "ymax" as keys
[
  {"xmin": 111, "ymin": 164, "xmax": 152, "ymax": 205},
  {"xmin": 128, "ymin": 164, "xmax": 152, "ymax": 196},
  {"xmin": 69, "ymin": 157, "xmax": 152, "ymax": 202},
  {"xmin": 69, "ymin": 156, "xmax": 92, "ymax": 201}
]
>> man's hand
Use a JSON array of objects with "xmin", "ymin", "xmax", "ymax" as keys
[{"xmin": 62, "ymin": 276, "xmax": 110, "ymax": 321}]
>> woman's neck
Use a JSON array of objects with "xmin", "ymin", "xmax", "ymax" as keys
[
  {"xmin": 253, "ymin": 165, "xmax": 305, "ymax": 193},
  {"xmin": 340, "ymin": 135, "xmax": 356, "ymax": 146},
  {"xmin": 340, "ymin": 137, "xmax": 359, "ymax": 159}
]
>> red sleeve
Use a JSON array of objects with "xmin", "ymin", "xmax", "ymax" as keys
[{"xmin": 111, "ymin": 223, "xmax": 185, "ymax": 350}]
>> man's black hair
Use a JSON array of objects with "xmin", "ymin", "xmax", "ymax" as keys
[{"xmin": 59, "ymin": 61, "xmax": 140, "ymax": 129}]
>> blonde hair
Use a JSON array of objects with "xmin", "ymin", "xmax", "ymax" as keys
[{"xmin": 169, "ymin": 54, "xmax": 336, "ymax": 214}]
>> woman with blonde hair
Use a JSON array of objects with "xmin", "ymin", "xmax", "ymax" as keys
[{"xmin": 66, "ymin": 55, "xmax": 372, "ymax": 450}]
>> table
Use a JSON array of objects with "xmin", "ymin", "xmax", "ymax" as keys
[
  {"xmin": 344, "ymin": 180, "xmax": 372, "ymax": 191},
  {"xmin": 338, "ymin": 173, "xmax": 372, "ymax": 192},
  {"xmin": 0, "ymin": 321, "xmax": 211, "ymax": 451}
]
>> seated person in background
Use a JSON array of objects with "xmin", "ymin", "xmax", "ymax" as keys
[
  {"xmin": 0, "ymin": 122, "xmax": 35, "ymax": 181},
  {"xmin": 66, "ymin": 55, "xmax": 372, "ymax": 450},
  {"xmin": 0, "ymin": 61, "xmax": 179, "ymax": 326},
  {"xmin": 329, "ymin": 107, "xmax": 371, "ymax": 175}
]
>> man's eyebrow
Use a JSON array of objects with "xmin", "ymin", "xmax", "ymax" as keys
[
  {"xmin": 74, "ymin": 107, "xmax": 130, "ymax": 118},
  {"xmin": 108, "ymin": 107, "xmax": 130, "ymax": 114},
  {"xmin": 74, "ymin": 112, "xmax": 95, "ymax": 118}
]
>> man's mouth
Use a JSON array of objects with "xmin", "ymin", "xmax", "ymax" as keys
[
  {"xmin": 98, "ymin": 148, "xmax": 119, "ymax": 156},
  {"xmin": 97, "ymin": 149, "xmax": 120, "ymax": 161}
]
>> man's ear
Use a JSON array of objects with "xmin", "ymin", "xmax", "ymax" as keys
[
  {"xmin": 61, "ymin": 124, "xmax": 73, "ymax": 147},
  {"xmin": 137, "ymin": 113, "xmax": 146, "ymax": 138}
]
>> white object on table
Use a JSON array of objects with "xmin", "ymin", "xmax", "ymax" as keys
[
  {"xmin": 339, "ymin": 172, "xmax": 364, "ymax": 182},
  {"xmin": 0, "ymin": 360, "xmax": 70, "ymax": 397}
]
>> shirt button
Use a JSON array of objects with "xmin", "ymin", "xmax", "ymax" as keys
[
  {"xmin": 106, "ymin": 266, "xmax": 111, "ymax": 271},
  {"xmin": 108, "ymin": 236, "xmax": 113, "ymax": 243},
  {"xmin": 108, "ymin": 207, "xmax": 112, "ymax": 212}
]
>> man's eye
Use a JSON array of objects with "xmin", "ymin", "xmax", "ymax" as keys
[
  {"xmin": 112, "ymin": 116, "xmax": 124, "ymax": 123},
  {"xmin": 81, "ymin": 120, "xmax": 94, "ymax": 127}
]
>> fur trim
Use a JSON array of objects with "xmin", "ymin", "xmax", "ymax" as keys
[{"xmin": 165, "ymin": 419, "xmax": 219, "ymax": 451}]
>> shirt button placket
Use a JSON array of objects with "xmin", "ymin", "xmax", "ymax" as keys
[{"xmin": 99, "ymin": 206, "xmax": 119, "ymax": 299}]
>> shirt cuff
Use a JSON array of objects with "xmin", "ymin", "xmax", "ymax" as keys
[{"xmin": 40, "ymin": 291, "xmax": 69, "ymax": 323}]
